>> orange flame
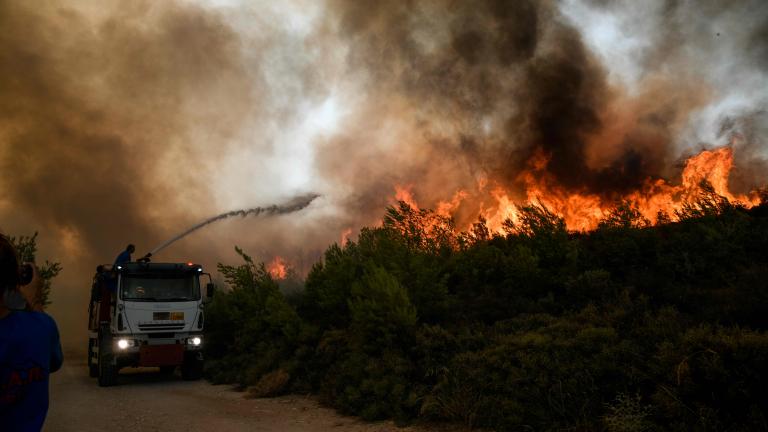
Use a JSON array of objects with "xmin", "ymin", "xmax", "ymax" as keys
[
  {"xmin": 394, "ymin": 146, "xmax": 760, "ymax": 234},
  {"xmin": 267, "ymin": 256, "xmax": 287, "ymax": 279},
  {"xmin": 394, "ymin": 185, "xmax": 420, "ymax": 210},
  {"xmin": 436, "ymin": 190, "xmax": 468, "ymax": 218}
]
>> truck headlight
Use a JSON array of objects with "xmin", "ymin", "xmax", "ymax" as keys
[
  {"xmin": 116, "ymin": 339, "xmax": 132, "ymax": 349},
  {"xmin": 187, "ymin": 336, "xmax": 202, "ymax": 346}
]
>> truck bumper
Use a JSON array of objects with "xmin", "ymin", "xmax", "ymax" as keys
[
  {"xmin": 139, "ymin": 344, "xmax": 185, "ymax": 367},
  {"xmin": 112, "ymin": 344, "xmax": 199, "ymax": 368}
]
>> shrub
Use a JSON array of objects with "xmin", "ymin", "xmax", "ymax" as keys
[
  {"xmin": 603, "ymin": 393, "xmax": 653, "ymax": 432},
  {"xmin": 205, "ymin": 247, "xmax": 302, "ymax": 386},
  {"xmin": 348, "ymin": 266, "xmax": 418, "ymax": 351},
  {"xmin": 8, "ymin": 232, "xmax": 61, "ymax": 306},
  {"xmin": 247, "ymin": 369, "xmax": 291, "ymax": 398},
  {"xmin": 207, "ymin": 200, "xmax": 768, "ymax": 431}
]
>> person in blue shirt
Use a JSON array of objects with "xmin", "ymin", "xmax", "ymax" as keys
[
  {"xmin": 108, "ymin": 244, "xmax": 136, "ymax": 295},
  {"xmin": 114, "ymin": 244, "xmax": 135, "ymax": 266},
  {"xmin": 0, "ymin": 234, "xmax": 63, "ymax": 432}
]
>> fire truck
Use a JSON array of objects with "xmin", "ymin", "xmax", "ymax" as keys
[{"xmin": 87, "ymin": 262, "xmax": 214, "ymax": 386}]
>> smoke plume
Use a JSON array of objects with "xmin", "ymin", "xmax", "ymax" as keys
[
  {"xmin": 0, "ymin": 0, "xmax": 269, "ymax": 343},
  {"xmin": 0, "ymin": 0, "xmax": 766, "ymax": 344},
  {"xmin": 317, "ymin": 0, "xmax": 768, "ymax": 224}
]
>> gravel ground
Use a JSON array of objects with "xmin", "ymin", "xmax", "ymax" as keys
[{"xmin": 44, "ymin": 351, "xmax": 463, "ymax": 432}]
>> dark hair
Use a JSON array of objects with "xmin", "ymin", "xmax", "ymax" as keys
[
  {"xmin": 0, "ymin": 235, "xmax": 20, "ymax": 297},
  {"xmin": 127, "ymin": 244, "xmax": 135, "ymax": 252}
]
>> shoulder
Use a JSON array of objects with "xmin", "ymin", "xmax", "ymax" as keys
[{"xmin": 17, "ymin": 311, "xmax": 59, "ymax": 331}]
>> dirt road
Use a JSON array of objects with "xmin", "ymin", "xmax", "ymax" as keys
[{"xmin": 45, "ymin": 352, "xmax": 446, "ymax": 432}]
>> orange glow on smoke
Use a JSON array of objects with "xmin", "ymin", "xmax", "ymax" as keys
[
  {"xmin": 394, "ymin": 146, "xmax": 760, "ymax": 234},
  {"xmin": 340, "ymin": 228, "xmax": 353, "ymax": 246},
  {"xmin": 267, "ymin": 256, "xmax": 287, "ymax": 279}
]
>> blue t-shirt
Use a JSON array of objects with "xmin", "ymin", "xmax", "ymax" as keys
[
  {"xmin": 0, "ymin": 311, "xmax": 63, "ymax": 432},
  {"xmin": 114, "ymin": 250, "xmax": 131, "ymax": 266}
]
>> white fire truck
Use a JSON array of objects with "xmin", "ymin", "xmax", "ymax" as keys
[{"xmin": 87, "ymin": 262, "xmax": 213, "ymax": 386}]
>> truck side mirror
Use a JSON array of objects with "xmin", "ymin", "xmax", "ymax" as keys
[{"xmin": 206, "ymin": 282, "xmax": 215, "ymax": 298}]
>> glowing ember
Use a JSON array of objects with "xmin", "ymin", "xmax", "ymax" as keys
[{"xmin": 267, "ymin": 256, "xmax": 287, "ymax": 279}]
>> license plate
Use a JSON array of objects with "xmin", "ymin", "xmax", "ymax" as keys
[
  {"xmin": 152, "ymin": 312, "xmax": 184, "ymax": 321},
  {"xmin": 140, "ymin": 344, "xmax": 184, "ymax": 367}
]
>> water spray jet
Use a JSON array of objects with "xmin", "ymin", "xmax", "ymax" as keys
[{"xmin": 139, "ymin": 193, "xmax": 320, "ymax": 261}]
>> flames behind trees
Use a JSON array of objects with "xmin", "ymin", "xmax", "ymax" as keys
[
  {"xmin": 397, "ymin": 145, "xmax": 762, "ymax": 234},
  {"xmin": 267, "ymin": 256, "xmax": 288, "ymax": 280},
  {"xmin": 2, "ymin": 0, "xmax": 766, "ymax": 260},
  {"xmin": 323, "ymin": 0, "xmax": 768, "ymax": 239}
]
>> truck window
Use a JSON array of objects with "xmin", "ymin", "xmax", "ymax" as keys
[{"xmin": 121, "ymin": 274, "xmax": 200, "ymax": 302}]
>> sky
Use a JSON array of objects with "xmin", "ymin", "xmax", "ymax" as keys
[{"xmin": 0, "ymin": 0, "xmax": 766, "ymax": 345}]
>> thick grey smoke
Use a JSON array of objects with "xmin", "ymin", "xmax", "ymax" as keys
[
  {"xmin": 0, "ymin": 0, "xmax": 765, "ymax": 345},
  {"xmin": 0, "ymin": 0, "xmax": 284, "ymax": 344},
  {"xmin": 316, "ymin": 0, "xmax": 768, "ymax": 222},
  {"xmin": 0, "ymin": 1, "xmax": 257, "ymax": 256}
]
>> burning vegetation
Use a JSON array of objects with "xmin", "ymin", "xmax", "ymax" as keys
[
  {"xmin": 317, "ymin": 0, "xmax": 768, "ymax": 249},
  {"xmin": 393, "ymin": 145, "xmax": 762, "ymax": 234},
  {"xmin": 1, "ymin": 0, "xmax": 766, "ymax": 290},
  {"xmin": 266, "ymin": 256, "xmax": 288, "ymax": 280}
]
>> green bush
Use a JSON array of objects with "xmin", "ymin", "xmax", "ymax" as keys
[
  {"xmin": 348, "ymin": 266, "xmax": 417, "ymax": 351},
  {"xmin": 204, "ymin": 247, "xmax": 303, "ymax": 386},
  {"xmin": 207, "ymin": 198, "xmax": 768, "ymax": 431},
  {"xmin": 8, "ymin": 232, "xmax": 61, "ymax": 306},
  {"xmin": 603, "ymin": 393, "xmax": 654, "ymax": 432},
  {"xmin": 651, "ymin": 326, "xmax": 768, "ymax": 430}
]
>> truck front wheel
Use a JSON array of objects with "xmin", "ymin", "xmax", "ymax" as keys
[
  {"xmin": 181, "ymin": 353, "xmax": 203, "ymax": 381},
  {"xmin": 97, "ymin": 332, "xmax": 118, "ymax": 387},
  {"xmin": 87, "ymin": 339, "xmax": 98, "ymax": 378}
]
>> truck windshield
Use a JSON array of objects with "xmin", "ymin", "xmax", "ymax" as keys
[{"xmin": 121, "ymin": 274, "xmax": 200, "ymax": 302}]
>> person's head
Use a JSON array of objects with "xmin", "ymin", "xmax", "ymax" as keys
[
  {"xmin": 126, "ymin": 244, "xmax": 135, "ymax": 254},
  {"xmin": 0, "ymin": 235, "xmax": 20, "ymax": 300}
]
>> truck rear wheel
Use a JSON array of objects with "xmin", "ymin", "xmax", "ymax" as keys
[
  {"xmin": 97, "ymin": 332, "xmax": 118, "ymax": 387},
  {"xmin": 181, "ymin": 353, "xmax": 203, "ymax": 381}
]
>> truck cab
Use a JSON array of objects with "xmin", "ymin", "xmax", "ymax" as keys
[{"xmin": 87, "ymin": 262, "xmax": 213, "ymax": 386}]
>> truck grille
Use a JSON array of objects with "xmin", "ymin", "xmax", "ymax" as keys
[
  {"xmin": 148, "ymin": 332, "xmax": 175, "ymax": 339},
  {"xmin": 138, "ymin": 323, "xmax": 186, "ymax": 331}
]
